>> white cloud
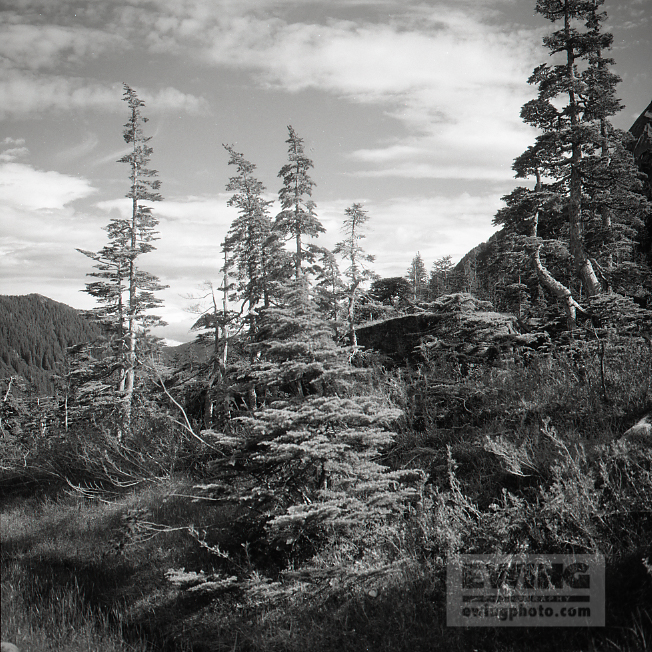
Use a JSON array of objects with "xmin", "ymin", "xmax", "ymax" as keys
[
  {"xmin": 0, "ymin": 23, "xmax": 125, "ymax": 70},
  {"xmin": 0, "ymin": 72, "xmax": 210, "ymax": 118},
  {"xmin": 0, "ymin": 146, "xmax": 29, "ymax": 162},
  {"xmin": 317, "ymin": 192, "xmax": 503, "ymax": 276},
  {"xmin": 1, "ymin": 1, "xmax": 538, "ymax": 176},
  {"xmin": 0, "ymin": 161, "xmax": 96, "ymax": 210},
  {"xmin": 132, "ymin": 3, "xmax": 541, "ymax": 181},
  {"xmin": 137, "ymin": 87, "xmax": 210, "ymax": 115},
  {"xmin": 0, "ymin": 72, "xmax": 118, "ymax": 117},
  {"xmin": 218, "ymin": 11, "xmax": 539, "ymax": 180},
  {"xmin": 0, "ymin": 162, "xmax": 106, "ymax": 309},
  {"xmin": 0, "ymin": 12, "xmax": 208, "ymax": 118},
  {"xmin": 2, "ymin": 137, "xmax": 26, "ymax": 146}
]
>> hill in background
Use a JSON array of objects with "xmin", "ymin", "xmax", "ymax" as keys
[{"xmin": 0, "ymin": 294, "xmax": 102, "ymax": 395}]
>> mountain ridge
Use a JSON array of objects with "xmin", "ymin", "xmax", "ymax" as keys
[{"xmin": 0, "ymin": 294, "xmax": 103, "ymax": 394}]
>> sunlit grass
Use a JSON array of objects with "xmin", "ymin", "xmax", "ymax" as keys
[
  {"xmin": 0, "ymin": 479, "xmax": 203, "ymax": 652},
  {"xmin": 1, "ymin": 339, "xmax": 651, "ymax": 651},
  {"xmin": 1, "ymin": 559, "xmax": 151, "ymax": 652}
]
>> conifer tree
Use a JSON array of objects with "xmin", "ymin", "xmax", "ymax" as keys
[
  {"xmin": 223, "ymin": 145, "xmax": 289, "ymax": 336},
  {"xmin": 313, "ymin": 247, "xmax": 345, "ymax": 329},
  {"xmin": 406, "ymin": 252, "xmax": 429, "ymax": 302},
  {"xmin": 333, "ymin": 203, "xmax": 376, "ymax": 346},
  {"xmin": 275, "ymin": 126, "xmax": 325, "ymax": 278},
  {"xmin": 369, "ymin": 277, "xmax": 412, "ymax": 310},
  {"xmin": 494, "ymin": 0, "xmax": 648, "ymax": 326},
  {"xmin": 204, "ymin": 278, "xmax": 424, "ymax": 549},
  {"xmin": 78, "ymin": 84, "xmax": 166, "ymax": 420},
  {"xmin": 429, "ymin": 255, "xmax": 455, "ymax": 298}
]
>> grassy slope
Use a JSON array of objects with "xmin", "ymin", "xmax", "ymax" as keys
[{"xmin": 2, "ymin": 335, "xmax": 652, "ymax": 652}]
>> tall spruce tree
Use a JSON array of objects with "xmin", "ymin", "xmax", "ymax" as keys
[
  {"xmin": 494, "ymin": 0, "xmax": 648, "ymax": 326},
  {"xmin": 275, "ymin": 126, "xmax": 325, "ymax": 278},
  {"xmin": 333, "ymin": 203, "xmax": 376, "ymax": 346},
  {"xmin": 223, "ymin": 145, "xmax": 288, "ymax": 336},
  {"xmin": 406, "ymin": 252, "xmax": 429, "ymax": 302},
  {"xmin": 78, "ymin": 84, "xmax": 166, "ymax": 420}
]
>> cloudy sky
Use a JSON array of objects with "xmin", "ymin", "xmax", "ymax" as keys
[{"xmin": 1, "ymin": 0, "xmax": 650, "ymax": 343}]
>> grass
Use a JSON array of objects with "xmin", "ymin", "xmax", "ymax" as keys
[
  {"xmin": 0, "ymin": 479, "xmax": 230, "ymax": 651},
  {"xmin": 2, "ymin": 335, "xmax": 651, "ymax": 651},
  {"xmin": 3, "ymin": 474, "xmax": 650, "ymax": 651}
]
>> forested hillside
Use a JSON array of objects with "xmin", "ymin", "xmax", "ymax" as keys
[{"xmin": 0, "ymin": 294, "xmax": 102, "ymax": 394}]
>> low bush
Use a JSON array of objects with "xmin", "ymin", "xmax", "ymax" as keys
[{"xmin": 2, "ymin": 334, "xmax": 651, "ymax": 651}]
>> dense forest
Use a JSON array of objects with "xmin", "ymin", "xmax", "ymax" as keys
[
  {"xmin": 2, "ymin": 2, "xmax": 652, "ymax": 652},
  {"xmin": 0, "ymin": 294, "xmax": 102, "ymax": 394}
]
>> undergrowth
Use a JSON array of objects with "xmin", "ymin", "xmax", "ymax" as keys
[{"xmin": 2, "ymin": 335, "xmax": 651, "ymax": 651}]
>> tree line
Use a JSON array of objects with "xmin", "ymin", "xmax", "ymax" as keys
[{"xmin": 0, "ymin": 295, "xmax": 102, "ymax": 394}]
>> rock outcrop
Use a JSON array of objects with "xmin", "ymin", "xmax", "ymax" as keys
[
  {"xmin": 355, "ymin": 293, "xmax": 549, "ymax": 366},
  {"xmin": 622, "ymin": 412, "xmax": 652, "ymax": 443}
]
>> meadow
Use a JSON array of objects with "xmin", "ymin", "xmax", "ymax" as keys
[{"xmin": 2, "ymin": 333, "xmax": 651, "ymax": 651}]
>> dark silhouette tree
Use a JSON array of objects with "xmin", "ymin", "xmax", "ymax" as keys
[
  {"xmin": 429, "ymin": 255, "xmax": 455, "ymax": 298},
  {"xmin": 494, "ymin": 0, "xmax": 648, "ymax": 327},
  {"xmin": 369, "ymin": 277, "xmax": 412, "ymax": 307}
]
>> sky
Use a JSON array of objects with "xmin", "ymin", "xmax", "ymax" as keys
[{"xmin": 1, "ymin": 0, "xmax": 650, "ymax": 344}]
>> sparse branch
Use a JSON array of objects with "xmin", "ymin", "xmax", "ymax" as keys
[{"xmin": 146, "ymin": 359, "xmax": 219, "ymax": 451}]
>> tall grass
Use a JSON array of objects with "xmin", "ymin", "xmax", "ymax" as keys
[
  {"xmin": 1, "ymin": 560, "xmax": 150, "ymax": 652},
  {"xmin": 2, "ymin": 335, "xmax": 651, "ymax": 651},
  {"xmin": 0, "ymin": 481, "xmax": 207, "ymax": 651}
]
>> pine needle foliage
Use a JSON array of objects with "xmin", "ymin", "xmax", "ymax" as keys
[
  {"xmin": 313, "ymin": 247, "xmax": 346, "ymax": 331},
  {"xmin": 334, "ymin": 203, "xmax": 377, "ymax": 346},
  {"xmin": 200, "ymin": 277, "xmax": 425, "ymax": 551},
  {"xmin": 223, "ymin": 145, "xmax": 289, "ymax": 334},
  {"xmin": 77, "ymin": 84, "xmax": 167, "ymax": 418},
  {"xmin": 406, "ymin": 252, "xmax": 429, "ymax": 302},
  {"xmin": 493, "ymin": 1, "xmax": 650, "ymax": 327},
  {"xmin": 275, "ymin": 126, "xmax": 325, "ymax": 279}
]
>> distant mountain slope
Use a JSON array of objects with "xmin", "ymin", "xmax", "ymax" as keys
[{"xmin": 0, "ymin": 294, "xmax": 102, "ymax": 394}]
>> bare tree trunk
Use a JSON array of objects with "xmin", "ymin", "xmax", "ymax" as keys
[
  {"xmin": 117, "ymin": 271, "xmax": 127, "ymax": 392},
  {"xmin": 295, "ymin": 231, "xmax": 302, "ymax": 279},
  {"xmin": 532, "ymin": 245, "xmax": 585, "ymax": 329},
  {"xmin": 348, "ymin": 283, "xmax": 359, "ymax": 347},
  {"xmin": 124, "ymin": 190, "xmax": 138, "ymax": 427},
  {"xmin": 531, "ymin": 170, "xmax": 541, "ymax": 237}
]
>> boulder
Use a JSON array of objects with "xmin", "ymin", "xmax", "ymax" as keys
[
  {"xmin": 2, "ymin": 643, "xmax": 20, "ymax": 652},
  {"xmin": 355, "ymin": 293, "xmax": 548, "ymax": 365},
  {"xmin": 622, "ymin": 412, "xmax": 652, "ymax": 443}
]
